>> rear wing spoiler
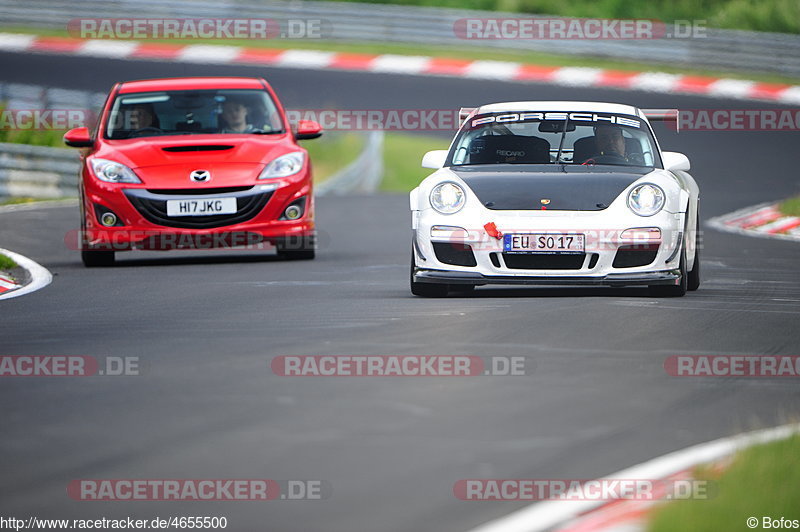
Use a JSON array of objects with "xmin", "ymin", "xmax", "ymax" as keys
[
  {"xmin": 642, "ymin": 109, "xmax": 679, "ymax": 131},
  {"xmin": 459, "ymin": 107, "xmax": 680, "ymax": 130}
]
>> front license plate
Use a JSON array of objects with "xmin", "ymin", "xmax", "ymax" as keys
[
  {"xmin": 166, "ymin": 197, "xmax": 237, "ymax": 217},
  {"xmin": 504, "ymin": 233, "xmax": 585, "ymax": 253}
]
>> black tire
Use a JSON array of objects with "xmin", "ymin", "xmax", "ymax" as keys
[
  {"xmin": 275, "ymin": 235, "xmax": 316, "ymax": 260},
  {"xmin": 277, "ymin": 249, "xmax": 315, "ymax": 260},
  {"xmin": 81, "ymin": 249, "xmax": 115, "ymax": 267},
  {"xmin": 410, "ymin": 253, "xmax": 448, "ymax": 297},
  {"xmin": 687, "ymin": 219, "xmax": 701, "ymax": 292},
  {"xmin": 649, "ymin": 244, "xmax": 687, "ymax": 297}
]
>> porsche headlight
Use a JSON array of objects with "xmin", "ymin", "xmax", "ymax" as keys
[
  {"xmin": 259, "ymin": 151, "xmax": 305, "ymax": 179},
  {"xmin": 628, "ymin": 183, "xmax": 665, "ymax": 217},
  {"xmin": 430, "ymin": 182, "xmax": 466, "ymax": 214},
  {"xmin": 90, "ymin": 158, "xmax": 141, "ymax": 183}
]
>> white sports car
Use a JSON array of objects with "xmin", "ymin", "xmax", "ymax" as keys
[{"xmin": 410, "ymin": 101, "xmax": 699, "ymax": 297}]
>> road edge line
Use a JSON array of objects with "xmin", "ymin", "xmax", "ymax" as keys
[
  {"xmin": 466, "ymin": 423, "xmax": 800, "ymax": 532},
  {"xmin": 708, "ymin": 201, "xmax": 800, "ymax": 242},
  {"xmin": 0, "ymin": 247, "xmax": 52, "ymax": 300}
]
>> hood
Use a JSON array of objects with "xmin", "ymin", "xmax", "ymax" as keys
[
  {"xmin": 131, "ymin": 162, "xmax": 267, "ymax": 188},
  {"xmin": 450, "ymin": 164, "xmax": 651, "ymax": 211},
  {"xmin": 97, "ymin": 134, "xmax": 291, "ymax": 169}
]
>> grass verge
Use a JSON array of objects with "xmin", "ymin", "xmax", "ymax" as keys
[
  {"xmin": 0, "ymin": 253, "xmax": 17, "ymax": 271},
  {"xmin": 778, "ymin": 196, "xmax": 800, "ymax": 217},
  {"xmin": 0, "ymin": 197, "xmax": 42, "ymax": 206},
  {"xmin": 381, "ymin": 132, "xmax": 447, "ymax": 192},
  {"xmin": 306, "ymin": 132, "xmax": 366, "ymax": 182},
  {"xmin": 0, "ymin": 124, "xmax": 67, "ymax": 147},
  {"xmin": 2, "ymin": 26, "xmax": 799, "ymax": 85},
  {"xmin": 647, "ymin": 433, "xmax": 800, "ymax": 531}
]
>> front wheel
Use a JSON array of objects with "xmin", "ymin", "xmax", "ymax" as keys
[
  {"xmin": 687, "ymin": 219, "xmax": 701, "ymax": 291},
  {"xmin": 277, "ymin": 249, "xmax": 315, "ymax": 260},
  {"xmin": 81, "ymin": 249, "xmax": 115, "ymax": 267},
  {"xmin": 275, "ymin": 235, "xmax": 316, "ymax": 260}
]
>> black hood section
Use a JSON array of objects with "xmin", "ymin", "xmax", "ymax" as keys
[{"xmin": 451, "ymin": 164, "xmax": 651, "ymax": 211}]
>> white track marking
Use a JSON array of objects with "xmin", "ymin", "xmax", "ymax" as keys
[{"xmin": 467, "ymin": 424, "xmax": 800, "ymax": 532}]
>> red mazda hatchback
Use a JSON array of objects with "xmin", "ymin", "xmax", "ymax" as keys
[{"xmin": 64, "ymin": 77, "xmax": 322, "ymax": 266}]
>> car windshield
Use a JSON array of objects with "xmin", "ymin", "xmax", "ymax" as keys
[
  {"xmin": 448, "ymin": 111, "xmax": 661, "ymax": 168},
  {"xmin": 104, "ymin": 89, "xmax": 285, "ymax": 139}
]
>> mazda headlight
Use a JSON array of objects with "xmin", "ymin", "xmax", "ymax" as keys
[
  {"xmin": 429, "ymin": 182, "xmax": 466, "ymax": 214},
  {"xmin": 259, "ymin": 151, "xmax": 305, "ymax": 179},
  {"xmin": 90, "ymin": 158, "xmax": 141, "ymax": 183},
  {"xmin": 628, "ymin": 183, "xmax": 665, "ymax": 216}
]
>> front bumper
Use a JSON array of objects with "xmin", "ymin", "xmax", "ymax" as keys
[
  {"xmin": 412, "ymin": 207, "xmax": 685, "ymax": 288},
  {"xmin": 413, "ymin": 269, "xmax": 680, "ymax": 286},
  {"xmin": 81, "ymin": 173, "xmax": 314, "ymax": 251}
]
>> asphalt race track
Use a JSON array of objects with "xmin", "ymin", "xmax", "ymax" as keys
[{"xmin": 1, "ymin": 51, "xmax": 800, "ymax": 531}]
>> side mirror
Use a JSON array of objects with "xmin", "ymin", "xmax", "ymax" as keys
[
  {"xmin": 421, "ymin": 150, "xmax": 448, "ymax": 169},
  {"xmin": 296, "ymin": 120, "xmax": 322, "ymax": 140},
  {"xmin": 662, "ymin": 151, "xmax": 690, "ymax": 172},
  {"xmin": 64, "ymin": 127, "xmax": 94, "ymax": 148}
]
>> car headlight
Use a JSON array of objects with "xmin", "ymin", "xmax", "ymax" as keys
[
  {"xmin": 90, "ymin": 158, "xmax": 141, "ymax": 183},
  {"xmin": 259, "ymin": 151, "xmax": 305, "ymax": 179},
  {"xmin": 628, "ymin": 183, "xmax": 665, "ymax": 216},
  {"xmin": 430, "ymin": 182, "xmax": 466, "ymax": 214}
]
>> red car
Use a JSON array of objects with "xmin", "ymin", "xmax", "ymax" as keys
[{"xmin": 63, "ymin": 77, "xmax": 322, "ymax": 266}]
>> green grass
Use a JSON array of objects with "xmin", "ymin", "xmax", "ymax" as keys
[
  {"xmin": 0, "ymin": 253, "xmax": 17, "ymax": 271},
  {"xmin": 306, "ymin": 132, "xmax": 365, "ymax": 182},
  {"xmin": 0, "ymin": 114, "xmax": 70, "ymax": 148},
  {"xmin": 381, "ymin": 132, "xmax": 447, "ymax": 192},
  {"xmin": 2, "ymin": 26, "xmax": 800, "ymax": 85},
  {"xmin": 647, "ymin": 433, "xmax": 800, "ymax": 531},
  {"xmin": 0, "ymin": 197, "xmax": 41, "ymax": 205},
  {"xmin": 316, "ymin": 0, "xmax": 800, "ymax": 34},
  {"xmin": 778, "ymin": 196, "xmax": 800, "ymax": 217}
]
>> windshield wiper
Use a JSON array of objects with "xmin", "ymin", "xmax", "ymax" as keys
[
  {"xmin": 250, "ymin": 130, "xmax": 284, "ymax": 135},
  {"xmin": 554, "ymin": 116, "xmax": 569, "ymax": 168}
]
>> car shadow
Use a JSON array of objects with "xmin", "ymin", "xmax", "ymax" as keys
[
  {"xmin": 453, "ymin": 286, "xmax": 656, "ymax": 298},
  {"xmin": 114, "ymin": 252, "xmax": 284, "ymax": 267}
]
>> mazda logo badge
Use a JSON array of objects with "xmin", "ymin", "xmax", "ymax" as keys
[{"xmin": 190, "ymin": 169, "xmax": 211, "ymax": 182}]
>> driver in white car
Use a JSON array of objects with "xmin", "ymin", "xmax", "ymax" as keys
[{"xmin": 595, "ymin": 124, "xmax": 626, "ymax": 158}]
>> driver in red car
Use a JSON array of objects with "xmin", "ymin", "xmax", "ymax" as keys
[
  {"xmin": 219, "ymin": 98, "xmax": 256, "ymax": 133},
  {"xmin": 127, "ymin": 103, "xmax": 159, "ymax": 131}
]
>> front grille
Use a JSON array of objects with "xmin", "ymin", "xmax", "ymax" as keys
[
  {"xmin": 613, "ymin": 244, "xmax": 659, "ymax": 268},
  {"xmin": 124, "ymin": 188, "xmax": 273, "ymax": 229},
  {"xmin": 502, "ymin": 253, "xmax": 586, "ymax": 270},
  {"xmin": 433, "ymin": 242, "xmax": 477, "ymax": 267}
]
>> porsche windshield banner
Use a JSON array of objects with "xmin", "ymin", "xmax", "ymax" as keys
[{"xmin": 471, "ymin": 112, "xmax": 642, "ymax": 128}]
